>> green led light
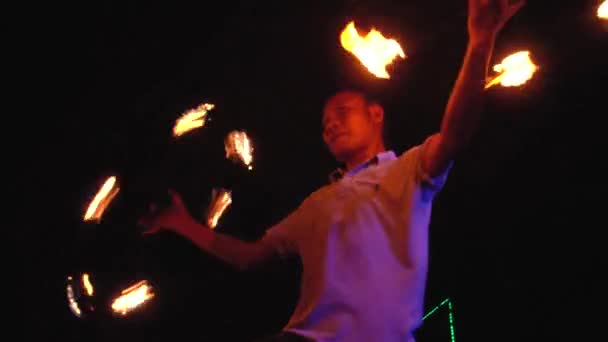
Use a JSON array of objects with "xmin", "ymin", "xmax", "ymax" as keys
[
  {"xmin": 422, "ymin": 298, "xmax": 449, "ymax": 320},
  {"xmin": 448, "ymin": 301, "xmax": 456, "ymax": 342},
  {"xmin": 422, "ymin": 297, "xmax": 457, "ymax": 342}
]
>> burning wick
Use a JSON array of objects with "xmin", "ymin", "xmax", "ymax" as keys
[
  {"xmin": 111, "ymin": 280, "xmax": 155, "ymax": 316},
  {"xmin": 173, "ymin": 103, "xmax": 215, "ymax": 137},
  {"xmin": 83, "ymin": 176, "xmax": 120, "ymax": 222},
  {"xmin": 206, "ymin": 188, "xmax": 232, "ymax": 229},
  {"xmin": 599, "ymin": 1, "xmax": 608, "ymax": 19},
  {"xmin": 340, "ymin": 21, "xmax": 406, "ymax": 79},
  {"xmin": 66, "ymin": 282, "xmax": 82, "ymax": 317},
  {"xmin": 225, "ymin": 130, "xmax": 254, "ymax": 170},
  {"xmin": 82, "ymin": 273, "xmax": 94, "ymax": 296},
  {"xmin": 485, "ymin": 51, "xmax": 538, "ymax": 89}
]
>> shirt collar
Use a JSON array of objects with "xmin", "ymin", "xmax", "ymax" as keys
[{"xmin": 329, "ymin": 150, "xmax": 396, "ymax": 183}]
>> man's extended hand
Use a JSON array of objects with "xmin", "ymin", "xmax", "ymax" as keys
[
  {"xmin": 139, "ymin": 189, "xmax": 196, "ymax": 236},
  {"xmin": 468, "ymin": 0, "xmax": 526, "ymax": 43}
]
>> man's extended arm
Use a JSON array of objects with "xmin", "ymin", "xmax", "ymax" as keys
[
  {"xmin": 140, "ymin": 190, "xmax": 276, "ymax": 271},
  {"xmin": 176, "ymin": 220, "xmax": 276, "ymax": 270},
  {"xmin": 422, "ymin": 0, "xmax": 525, "ymax": 177}
]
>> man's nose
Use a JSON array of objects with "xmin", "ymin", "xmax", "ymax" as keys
[{"xmin": 325, "ymin": 120, "xmax": 340, "ymax": 134}]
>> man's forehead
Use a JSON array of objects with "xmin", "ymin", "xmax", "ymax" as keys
[{"xmin": 323, "ymin": 92, "xmax": 364, "ymax": 123}]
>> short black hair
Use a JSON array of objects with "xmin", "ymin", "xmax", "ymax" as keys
[{"xmin": 327, "ymin": 86, "xmax": 381, "ymax": 106}]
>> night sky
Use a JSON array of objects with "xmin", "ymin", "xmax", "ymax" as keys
[{"xmin": 14, "ymin": 0, "xmax": 607, "ymax": 341}]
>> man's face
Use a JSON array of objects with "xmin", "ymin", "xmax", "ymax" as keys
[{"xmin": 322, "ymin": 91, "xmax": 382, "ymax": 162}]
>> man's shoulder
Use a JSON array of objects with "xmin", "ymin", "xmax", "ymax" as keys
[{"xmin": 307, "ymin": 183, "xmax": 333, "ymax": 201}]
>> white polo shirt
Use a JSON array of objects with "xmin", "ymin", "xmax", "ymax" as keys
[{"xmin": 264, "ymin": 139, "xmax": 451, "ymax": 342}]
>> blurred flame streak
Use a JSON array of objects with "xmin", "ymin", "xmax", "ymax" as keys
[
  {"xmin": 66, "ymin": 284, "xmax": 82, "ymax": 317},
  {"xmin": 599, "ymin": 1, "xmax": 608, "ymax": 19},
  {"xmin": 207, "ymin": 189, "xmax": 232, "ymax": 229},
  {"xmin": 485, "ymin": 51, "xmax": 538, "ymax": 89},
  {"xmin": 82, "ymin": 273, "xmax": 94, "ymax": 296},
  {"xmin": 225, "ymin": 131, "xmax": 254, "ymax": 170},
  {"xmin": 173, "ymin": 103, "xmax": 215, "ymax": 137},
  {"xmin": 111, "ymin": 280, "xmax": 155, "ymax": 316},
  {"xmin": 340, "ymin": 21, "xmax": 406, "ymax": 79},
  {"xmin": 83, "ymin": 176, "xmax": 120, "ymax": 222}
]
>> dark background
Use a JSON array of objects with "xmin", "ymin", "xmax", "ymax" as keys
[{"xmin": 12, "ymin": 0, "xmax": 607, "ymax": 341}]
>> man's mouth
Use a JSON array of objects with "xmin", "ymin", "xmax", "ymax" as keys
[{"xmin": 330, "ymin": 132, "xmax": 348, "ymax": 143}]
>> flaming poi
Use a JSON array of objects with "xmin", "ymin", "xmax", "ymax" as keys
[
  {"xmin": 206, "ymin": 188, "xmax": 232, "ymax": 229},
  {"xmin": 82, "ymin": 273, "xmax": 94, "ymax": 296},
  {"xmin": 340, "ymin": 21, "xmax": 406, "ymax": 79},
  {"xmin": 485, "ymin": 51, "xmax": 538, "ymax": 89},
  {"xmin": 599, "ymin": 1, "xmax": 608, "ymax": 19},
  {"xmin": 83, "ymin": 176, "xmax": 120, "ymax": 222},
  {"xmin": 173, "ymin": 103, "xmax": 215, "ymax": 137},
  {"xmin": 66, "ymin": 278, "xmax": 82, "ymax": 317},
  {"xmin": 111, "ymin": 280, "xmax": 155, "ymax": 316},
  {"xmin": 225, "ymin": 130, "xmax": 254, "ymax": 170}
]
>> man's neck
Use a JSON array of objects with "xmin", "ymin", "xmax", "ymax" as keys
[{"xmin": 344, "ymin": 141, "xmax": 387, "ymax": 172}]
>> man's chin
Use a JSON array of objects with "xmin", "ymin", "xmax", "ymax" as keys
[{"xmin": 330, "ymin": 145, "xmax": 356, "ymax": 163}]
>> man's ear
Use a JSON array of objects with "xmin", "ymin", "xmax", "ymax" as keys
[{"xmin": 368, "ymin": 103, "xmax": 384, "ymax": 125}]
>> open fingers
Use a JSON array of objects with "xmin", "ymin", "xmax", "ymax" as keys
[
  {"xmin": 508, "ymin": 0, "xmax": 526, "ymax": 18},
  {"xmin": 167, "ymin": 188, "xmax": 184, "ymax": 207},
  {"xmin": 142, "ymin": 226, "xmax": 161, "ymax": 236}
]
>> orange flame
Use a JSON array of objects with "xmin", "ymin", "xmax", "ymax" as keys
[
  {"xmin": 82, "ymin": 273, "xmax": 94, "ymax": 296},
  {"xmin": 206, "ymin": 188, "xmax": 232, "ymax": 229},
  {"xmin": 84, "ymin": 176, "xmax": 120, "ymax": 222},
  {"xmin": 599, "ymin": 1, "xmax": 608, "ymax": 19},
  {"xmin": 111, "ymin": 280, "xmax": 155, "ymax": 316},
  {"xmin": 485, "ymin": 51, "xmax": 538, "ymax": 89},
  {"xmin": 173, "ymin": 103, "xmax": 215, "ymax": 137},
  {"xmin": 340, "ymin": 21, "xmax": 406, "ymax": 79},
  {"xmin": 225, "ymin": 130, "xmax": 254, "ymax": 170},
  {"xmin": 66, "ymin": 282, "xmax": 82, "ymax": 317}
]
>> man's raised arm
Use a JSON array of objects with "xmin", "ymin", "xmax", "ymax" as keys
[{"xmin": 422, "ymin": 0, "xmax": 525, "ymax": 177}]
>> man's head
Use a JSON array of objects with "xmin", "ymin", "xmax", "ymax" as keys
[{"xmin": 322, "ymin": 89, "xmax": 386, "ymax": 163}]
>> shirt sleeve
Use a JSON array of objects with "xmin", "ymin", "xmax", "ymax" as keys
[
  {"xmin": 262, "ymin": 198, "xmax": 310, "ymax": 258},
  {"xmin": 391, "ymin": 136, "xmax": 453, "ymax": 201},
  {"xmin": 415, "ymin": 136, "xmax": 453, "ymax": 192}
]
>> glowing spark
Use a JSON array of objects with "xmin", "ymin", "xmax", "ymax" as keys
[
  {"xmin": 111, "ymin": 280, "xmax": 155, "ymax": 316},
  {"xmin": 84, "ymin": 176, "xmax": 120, "ymax": 222},
  {"xmin": 485, "ymin": 51, "xmax": 538, "ymax": 89},
  {"xmin": 225, "ymin": 130, "xmax": 254, "ymax": 170},
  {"xmin": 82, "ymin": 273, "xmax": 94, "ymax": 296},
  {"xmin": 599, "ymin": 1, "xmax": 608, "ymax": 19},
  {"xmin": 340, "ymin": 21, "xmax": 406, "ymax": 79},
  {"xmin": 66, "ymin": 283, "xmax": 82, "ymax": 317},
  {"xmin": 206, "ymin": 188, "xmax": 232, "ymax": 229},
  {"xmin": 173, "ymin": 103, "xmax": 215, "ymax": 137}
]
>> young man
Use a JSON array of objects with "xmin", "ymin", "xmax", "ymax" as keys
[{"xmin": 139, "ymin": 1, "xmax": 525, "ymax": 341}]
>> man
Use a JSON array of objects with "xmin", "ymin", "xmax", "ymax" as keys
[{"xmin": 140, "ymin": 1, "xmax": 525, "ymax": 341}]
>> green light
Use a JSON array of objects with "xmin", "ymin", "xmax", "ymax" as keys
[
  {"xmin": 422, "ymin": 297, "xmax": 457, "ymax": 342},
  {"xmin": 448, "ymin": 301, "xmax": 456, "ymax": 342},
  {"xmin": 422, "ymin": 298, "xmax": 449, "ymax": 320}
]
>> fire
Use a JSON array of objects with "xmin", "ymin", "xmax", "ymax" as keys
[
  {"xmin": 83, "ymin": 176, "xmax": 120, "ymax": 222},
  {"xmin": 206, "ymin": 188, "xmax": 232, "ymax": 229},
  {"xmin": 485, "ymin": 51, "xmax": 538, "ymax": 89},
  {"xmin": 340, "ymin": 21, "xmax": 406, "ymax": 79},
  {"xmin": 111, "ymin": 280, "xmax": 155, "ymax": 316},
  {"xmin": 599, "ymin": 1, "xmax": 608, "ymax": 19},
  {"xmin": 173, "ymin": 103, "xmax": 215, "ymax": 137},
  {"xmin": 66, "ymin": 282, "xmax": 82, "ymax": 317},
  {"xmin": 225, "ymin": 130, "xmax": 254, "ymax": 170},
  {"xmin": 82, "ymin": 273, "xmax": 94, "ymax": 296}
]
